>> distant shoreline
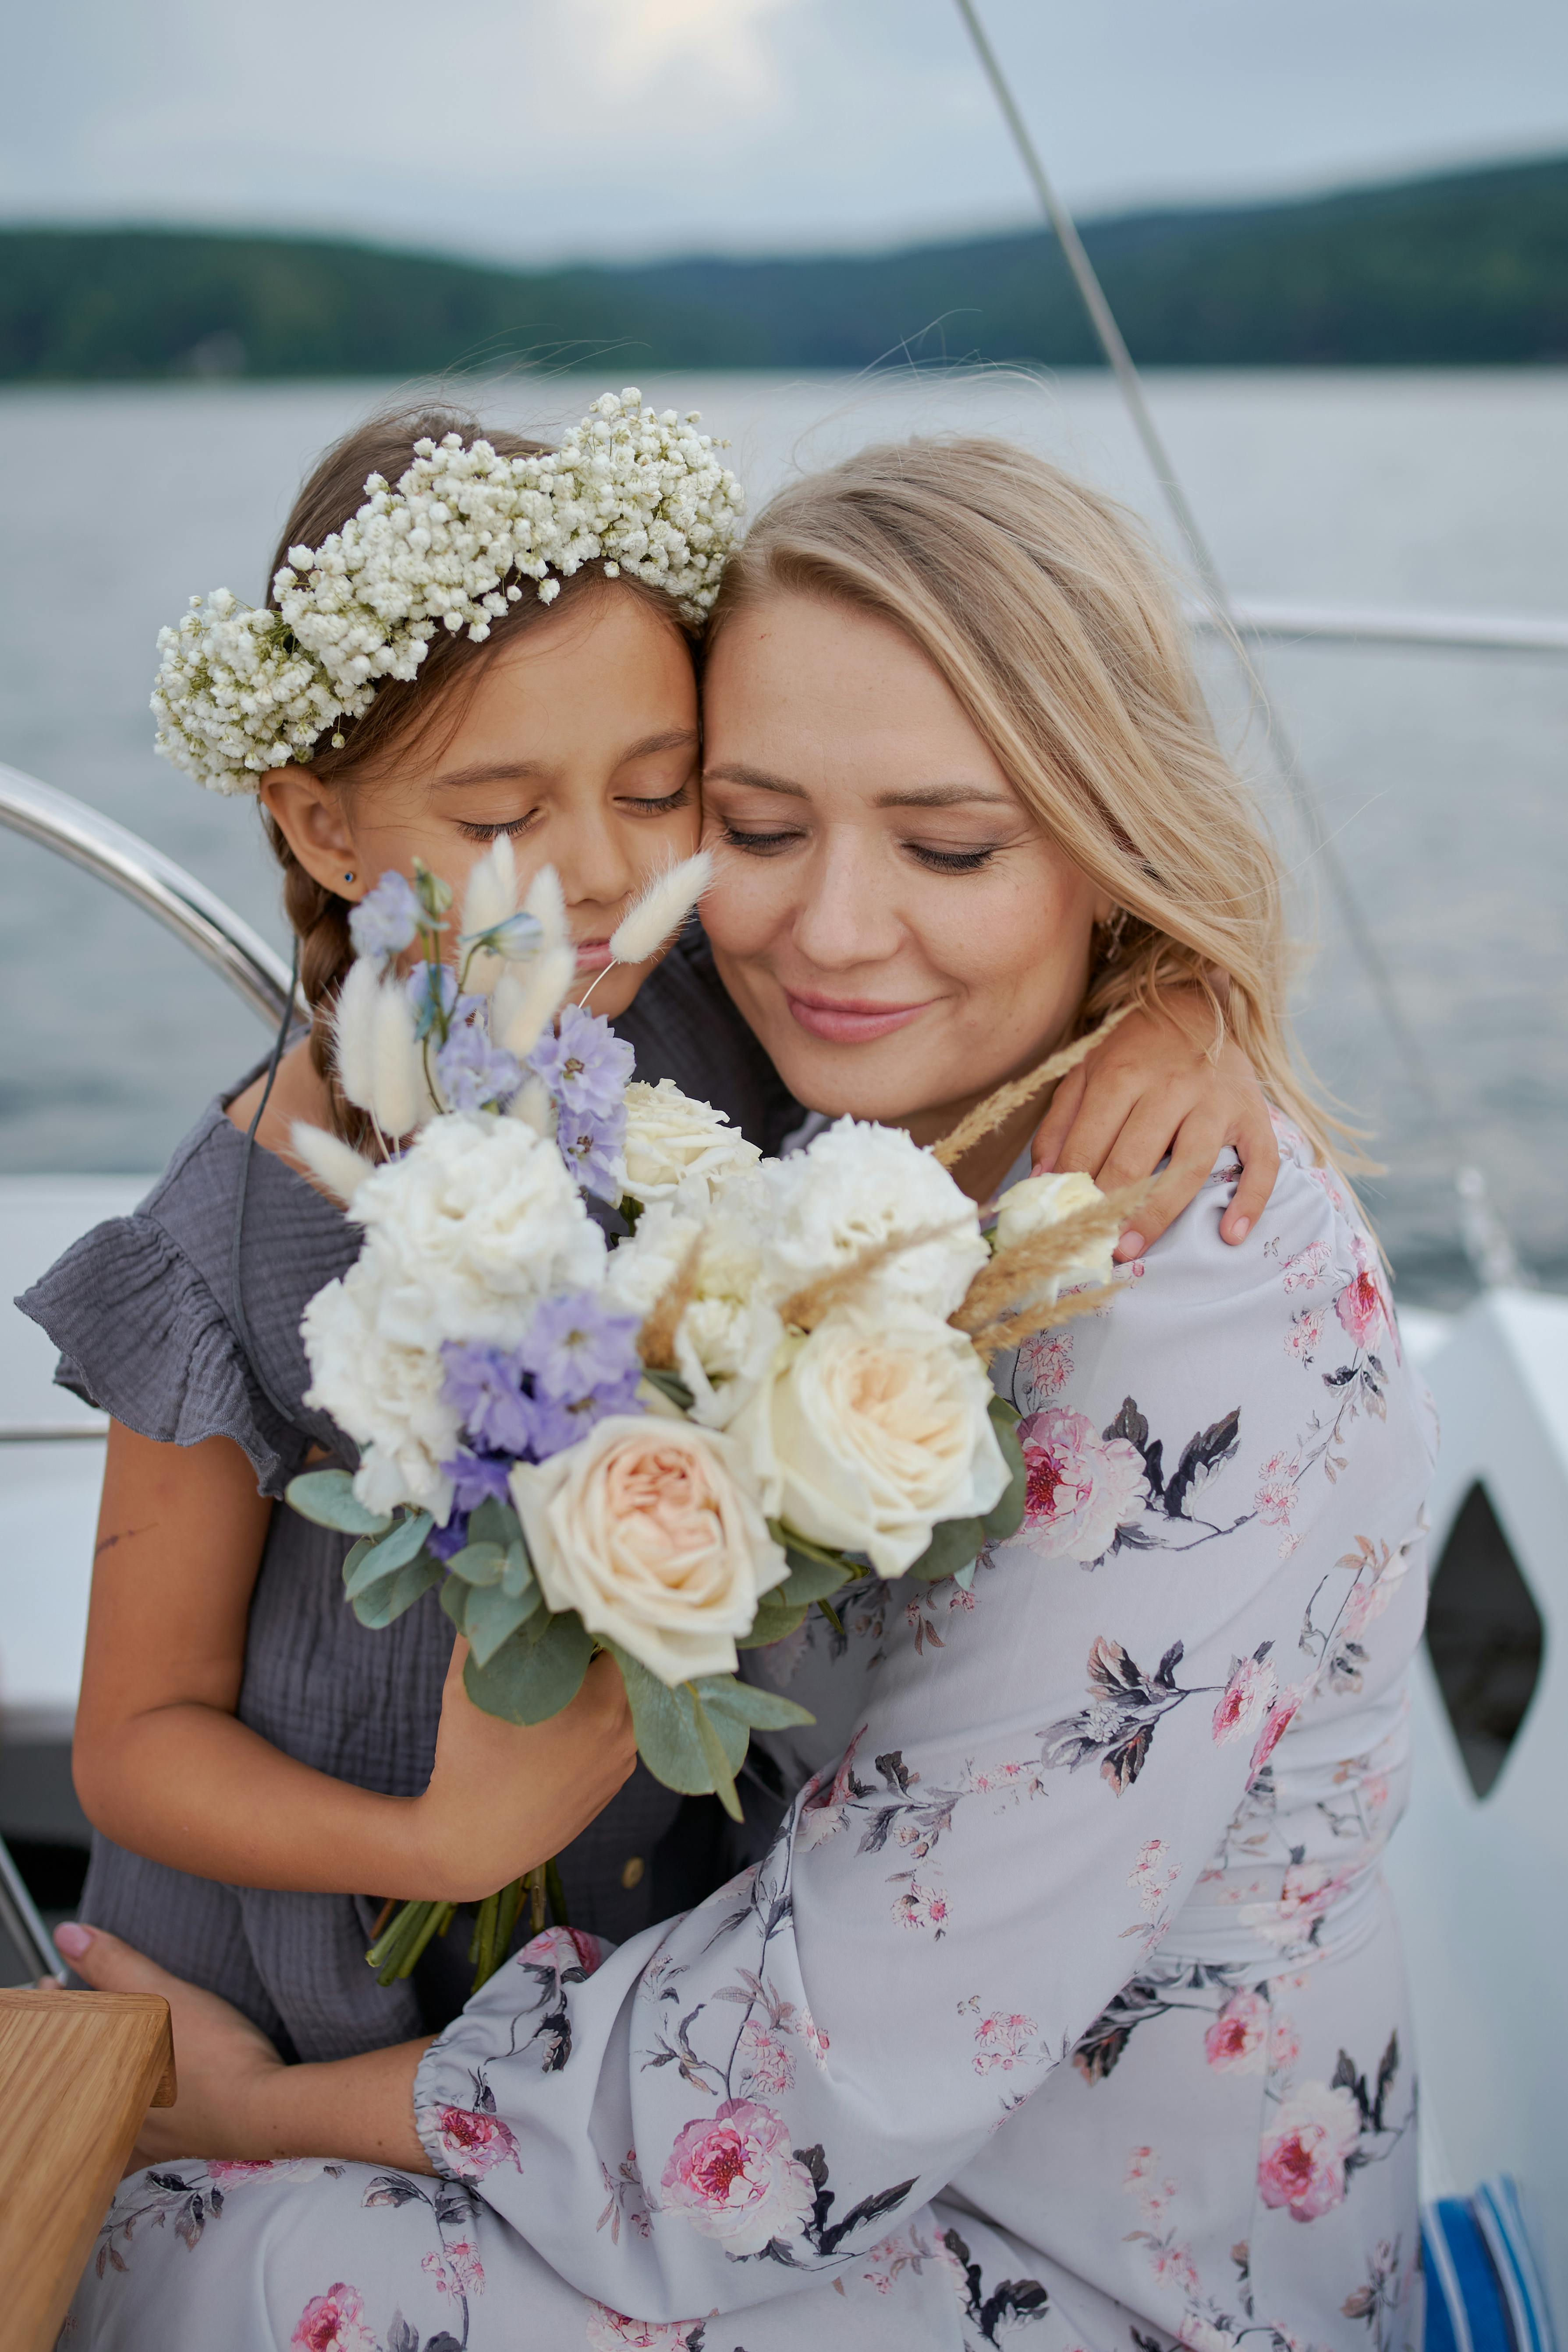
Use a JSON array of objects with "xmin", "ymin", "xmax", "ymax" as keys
[{"xmin": 2, "ymin": 152, "xmax": 1565, "ymax": 383}]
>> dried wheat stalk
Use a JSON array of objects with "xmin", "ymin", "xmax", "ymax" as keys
[
  {"xmin": 965, "ymin": 1278, "xmax": 1121, "ymax": 1365},
  {"xmin": 931, "ymin": 1004, "xmax": 1134, "ymax": 1171},
  {"xmin": 778, "ymin": 1221, "xmax": 969, "ymax": 1334},
  {"xmin": 637, "ymin": 1237, "xmax": 704, "ymax": 1370},
  {"xmin": 950, "ymin": 1181, "xmax": 1148, "ymax": 1334}
]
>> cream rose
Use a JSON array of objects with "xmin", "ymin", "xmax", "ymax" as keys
[
  {"xmin": 510, "ymin": 1417, "xmax": 787, "ymax": 1685},
  {"xmin": 991, "ymin": 1169, "xmax": 1114, "ymax": 1295},
  {"xmin": 731, "ymin": 1305, "xmax": 1010, "ymax": 1577},
  {"xmin": 621, "ymin": 1079, "xmax": 762, "ymax": 1206}
]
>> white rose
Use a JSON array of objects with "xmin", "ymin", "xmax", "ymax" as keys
[
  {"xmin": 731, "ymin": 1304, "xmax": 1009, "ymax": 1577},
  {"xmin": 751, "ymin": 1118, "xmax": 988, "ymax": 1320},
  {"xmin": 992, "ymin": 1169, "xmax": 1114, "ymax": 1295},
  {"xmin": 604, "ymin": 1201, "xmax": 781, "ymax": 1424},
  {"xmin": 621, "ymin": 1079, "xmax": 762, "ymax": 1206},
  {"xmin": 511, "ymin": 1417, "xmax": 787, "ymax": 1685},
  {"xmin": 352, "ymin": 1111, "xmax": 605, "ymax": 1349},
  {"xmin": 302, "ymin": 1262, "xmax": 460, "ymax": 1521}
]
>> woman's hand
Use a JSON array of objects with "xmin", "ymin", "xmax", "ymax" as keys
[
  {"xmin": 1030, "ymin": 992, "xmax": 1278, "ymax": 1261},
  {"xmin": 54, "ymin": 1922, "xmax": 431, "ymax": 2174},
  {"xmin": 406, "ymin": 1643, "xmax": 637, "ymax": 1905}
]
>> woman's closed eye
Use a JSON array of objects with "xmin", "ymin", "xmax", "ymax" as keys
[
  {"xmin": 906, "ymin": 841, "xmax": 1003, "ymax": 874},
  {"xmin": 717, "ymin": 819, "xmax": 803, "ymax": 855}
]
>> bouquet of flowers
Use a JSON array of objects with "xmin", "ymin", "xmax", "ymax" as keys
[{"xmin": 286, "ymin": 841, "xmax": 1131, "ymax": 1986}]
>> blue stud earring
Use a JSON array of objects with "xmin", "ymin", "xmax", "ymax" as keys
[{"xmin": 343, "ymin": 870, "xmax": 355, "ymax": 884}]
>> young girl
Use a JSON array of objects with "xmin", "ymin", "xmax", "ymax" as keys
[{"xmin": 23, "ymin": 392, "xmax": 1278, "ymax": 2068}]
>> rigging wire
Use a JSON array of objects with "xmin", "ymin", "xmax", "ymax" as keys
[{"xmin": 951, "ymin": 0, "xmax": 1525, "ymax": 1290}]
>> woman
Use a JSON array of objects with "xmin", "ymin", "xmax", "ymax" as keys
[{"xmin": 58, "ymin": 438, "xmax": 1433, "ymax": 2352}]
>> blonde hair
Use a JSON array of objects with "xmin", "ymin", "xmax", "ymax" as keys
[{"xmin": 709, "ymin": 434, "xmax": 1345, "ymax": 1170}]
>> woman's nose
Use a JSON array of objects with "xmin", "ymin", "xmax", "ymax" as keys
[{"xmin": 791, "ymin": 836, "xmax": 905, "ymax": 972}]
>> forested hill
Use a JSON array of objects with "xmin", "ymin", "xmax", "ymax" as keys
[{"xmin": 3, "ymin": 152, "xmax": 1564, "ymax": 382}]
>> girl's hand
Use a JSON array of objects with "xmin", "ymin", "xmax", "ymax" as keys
[
  {"xmin": 54, "ymin": 1922, "xmax": 431, "ymax": 2174},
  {"xmin": 408, "ymin": 1644, "xmax": 637, "ymax": 1904},
  {"xmin": 1030, "ymin": 993, "xmax": 1278, "ymax": 1261}
]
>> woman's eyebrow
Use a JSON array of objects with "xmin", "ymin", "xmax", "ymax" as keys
[
  {"xmin": 702, "ymin": 763, "xmax": 808, "ymax": 797},
  {"xmin": 872, "ymin": 784, "xmax": 1015, "ymax": 809}
]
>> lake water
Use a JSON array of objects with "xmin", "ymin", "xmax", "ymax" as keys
[{"xmin": 0, "ymin": 368, "xmax": 1564, "ymax": 1304}]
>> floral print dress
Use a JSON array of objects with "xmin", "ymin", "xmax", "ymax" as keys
[{"xmin": 64, "ymin": 1127, "xmax": 1436, "ymax": 2352}]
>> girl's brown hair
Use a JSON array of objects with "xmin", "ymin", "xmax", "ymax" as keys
[
  {"xmin": 708, "ymin": 435, "xmax": 1345, "ymax": 1171},
  {"xmin": 261, "ymin": 405, "xmax": 697, "ymax": 1137}
]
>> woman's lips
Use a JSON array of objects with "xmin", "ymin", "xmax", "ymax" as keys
[
  {"xmin": 574, "ymin": 938, "xmax": 614, "ymax": 974},
  {"xmin": 783, "ymin": 986, "xmax": 934, "ymax": 1044}
]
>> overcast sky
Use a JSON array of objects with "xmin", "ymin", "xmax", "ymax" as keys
[{"xmin": 4, "ymin": 0, "xmax": 1565, "ymax": 266}]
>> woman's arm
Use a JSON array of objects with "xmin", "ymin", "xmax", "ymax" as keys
[
  {"xmin": 74, "ymin": 1423, "xmax": 636, "ymax": 1900},
  {"xmin": 1031, "ymin": 989, "xmax": 1278, "ymax": 1258}
]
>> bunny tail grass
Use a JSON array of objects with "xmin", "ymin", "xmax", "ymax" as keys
[
  {"xmin": 290, "ymin": 1121, "xmax": 379, "ymax": 1206},
  {"xmin": 523, "ymin": 863, "xmax": 568, "ymax": 956},
  {"xmin": 460, "ymin": 834, "xmax": 518, "ymax": 942},
  {"xmin": 931, "ymin": 1004, "xmax": 1134, "ymax": 1170},
  {"xmin": 951, "ymin": 1182, "xmax": 1149, "ymax": 1335},
  {"xmin": 368, "ymin": 977, "xmax": 424, "ymax": 1139},
  {"xmin": 638, "ymin": 1237, "xmax": 704, "ymax": 1371},
  {"xmin": 493, "ymin": 945, "xmax": 577, "ymax": 1061},
  {"xmin": 778, "ymin": 1221, "xmax": 973, "ymax": 1335},
  {"xmin": 331, "ymin": 955, "xmax": 381, "ymax": 1112},
  {"xmin": 609, "ymin": 851, "xmax": 714, "ymax": 968}
]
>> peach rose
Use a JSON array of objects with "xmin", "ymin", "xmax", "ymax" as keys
[{"xmin": 511, "ymin": 1417, "xmax": 786, "ymax": 1685}]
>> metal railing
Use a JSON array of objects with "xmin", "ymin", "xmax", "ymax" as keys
[
  {"xmin": 0, "ymin": 763, "xmax": 301, "ymax": 1030},
  {"xmin": 1204, "ymin": 599, "xmax": 1568, "ymax": 658}
]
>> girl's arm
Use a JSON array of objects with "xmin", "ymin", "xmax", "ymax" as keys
[
  {"xmin": 73, "ymin": 1423, "xmax": 635, "ymax": 1901},
  {"xmin": 1032, "ymin": 990, "xmax": 1278, "ymax": 1259}
]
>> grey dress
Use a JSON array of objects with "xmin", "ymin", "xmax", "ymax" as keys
[{"xmin": 17, "ymin": 929, "xmax": 798, "ymax": 2064}]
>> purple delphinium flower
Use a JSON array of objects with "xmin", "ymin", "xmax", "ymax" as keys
[
  {"xmin": 348, "ymin": 870, "xmax": 420, "ymax": 961},
  {"xmin": 528, "ymin": 1002, "xmax": 635, "ymax": 1121},
  {"xmin": 517, "ymin": 1291, "xmax": 642, "ymax": 1400},
  {"xmin": 440, "ymin": 1341, "xmax": 533, "ymax": 1457},
  {"xmin": 557, "ymin": 1103, "xmax": 627, "ymax": 1201},
  {"xmin": 435, "ymin": 1017, "xmax": 523, "ymax": 1114},
  {"xmin": 526, "ymin": 1372, "xmax": 645, "ymax": 1460},
  {"xmin": 406, "ymin": 960, "xmax": 459, "ymax": 1039},
  {"xmin": 429, "ymin": 1513, "xmax": 469, "ymax": 1562}
]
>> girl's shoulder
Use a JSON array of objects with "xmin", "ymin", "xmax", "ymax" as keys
[{"xmin": 16, "ymin": 1081, "xmax": 357, "ymax": 1493}]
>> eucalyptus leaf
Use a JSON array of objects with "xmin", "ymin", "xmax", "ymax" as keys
[
  {"xmin": 980, "ymin": 1396, "xmax": 1027, "ymax": 1545},
  {"xmin": 695, "ymin": 1675, "xmax": 816, "ymax": 1735},
  {"xmin": 640, "ymin": 1366, "xmax": 695, "ymax": 1413},
  {"xmin": 904, "ymin": 1515, "xmax": 985, "ymax": 1582},
  {"xmin": 351, "ymin": 1551, "xmax": 442, "ymax": 1628},
  {"xmin": 468, "ymin": 1497, "xmax": 522, "ymax": 1550},
  {"xmin": 343, "ymin": 1511, "xmax": 433, "ymax": 1599},
  {"xmin": 500, "ymin": 1537, "xmax": 535, "ymax": 1600},
  {"xmin": 688, "ymin": 1690, "xmax": 742, "ymax": 1822},
  {"xmin": 445, "ymin": 1541, "xmax": 505, "ymax": 1588},
  {"xmin": 775, "ymin": 1551, "xmax": 855, "ymax": 1607},
  {"xmin": 464, "ymin": 1578, "xmax": 544, "ymax": 1667},
  {"xmin": 439, "ymin": 1576, "xmax": 470, "ymax": 1635},
  {"xmin": 610, "ymin": 1649, "xmax": 746, "ymax": 1795},
  {"xmin": 287, "ymin": 1469, "xmax": 391, "ymax": 1536},
  {"xmin": 464, "ymin": 1610, "xmax": 592, "ymax": 1724},
  {"xmin": 735, "ymin": 1596, "xmax": 809, "ymax": 1650}
]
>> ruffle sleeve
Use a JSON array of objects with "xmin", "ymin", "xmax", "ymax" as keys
[{"xmin": 17, "ymin": 1214, "xmax": 302, "ymax": 1497}]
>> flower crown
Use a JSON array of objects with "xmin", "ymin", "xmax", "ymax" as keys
[{"xmin": 152, "ymin": 389, "xmax": 746, "ymax": 795}]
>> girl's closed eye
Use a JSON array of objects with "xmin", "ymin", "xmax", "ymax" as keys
[
  {"xmin": 622, "ymin": 783, "xmax": 695, "ymax": 818},
  {"xmin": 455, "ymin": 812, "xmax": 539, "ymax": 843}
]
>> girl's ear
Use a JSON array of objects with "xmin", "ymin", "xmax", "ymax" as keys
[{"xmin": 261, "ymin": 769, "xmax": 362, "ymax": 900}]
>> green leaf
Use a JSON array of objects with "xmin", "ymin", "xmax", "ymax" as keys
[
  {"xmin": 439, "ymin": 1575, "xmax": 470, "ymax": 1635},
  {"xmin": 980, "ymin": 1395, "xmax": 1027, "ymax": 1545},
  {"xmin": 696, "ymin": 1674, "xmax": 816, "ymax": 1735},
  {"xmin": 445, "ymin": 1540, "xmax": 505, "ymax": 1588},
  {"xmin": 351, "ymin": 1550, "xmax": 442, "ymax": 1628},
  {"xmin": 903, "ymin": 1515, "xmax": 984, "ymax": 1582},
  {"xmin": 468, "ymin": 1497, "xmax": 522, "ymax": 1549},
  {"xmin": 610, "ymin": 1649, "xmax": 747, "ymax": 1796},
  {"xmin": 500, "ymin": 1538, "xmax": 535, "ymax": 1599},
  {"xmin": 341, "ymin": 1511, "xmax": 434, "ymax": 1595},
  {"xmin": 640, "ymin": 1366, "xmax": 695, "ymax": 1412},
  {"xmin": 464, "ymin": 1578, "xmax": 543, "ymax": 1666},
  {"xmin": 768, "ymin": 1522, "xmax": 860, "ymax": 1604},
  {"xmin": 689, "ymin": 1689, "xmax": 742, "ymax": 1821},
  {"xmin": 287, "ymin": 1469, "xmax": 391, "ymax": 1536},
  {"xmin": 735, "ymin": 1595, "xmax": 809, "ymax": 1650},
  {"xmin": 464, "ymin": 1610, "xmax": 592, "ymax": 1724}
]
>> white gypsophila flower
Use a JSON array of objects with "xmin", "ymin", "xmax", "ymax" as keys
[
  {"xmin": 301, "ymin": 1264, "xmax": 461, "ymax": 1522},
  {"xmin": 621, "ymin": 1079, "xmax": 762, "ymax": 1207},
  {"xmin": 152, "ymin": 391, "xmax": 745, "ymax": 793},
  {"xmin": 749, "ymin": 1118, "xmax": 988, "ymax": 1320},
  {"xmin": 510, "ymin": 1416, "xmax": 788, "ymax": 1685},
  {"xmin": 351, "ymin": 1111, "xmax": 605, "ymax": 1352},
  {"xmin": 729, "ymin": 1302, "xmax": 1009, "ymax": 1577}
]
